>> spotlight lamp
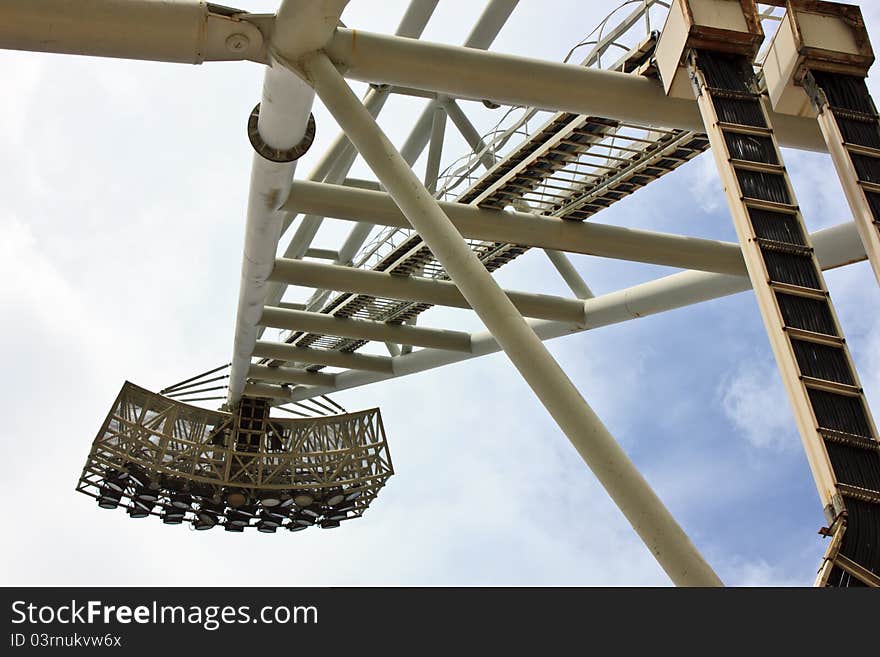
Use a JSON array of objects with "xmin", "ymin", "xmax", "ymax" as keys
[
  {"xmin": 324, "ymin": 489, "xmax": 346, "ymax": 507},
  {"xmin": 77, "ymin": 382, "xmax": 394, "ymax": 534}
]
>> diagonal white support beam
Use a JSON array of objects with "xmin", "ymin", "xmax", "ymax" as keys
[
  {"xmin": 301, "ymin": 50, "xmax": 722, "ymax": 587},
  {"xmin": 282, "ymin": 181, "xmax": 748, "ymax": 275},
  {"xmin": 269, "ymin": 0, "xmax": 518, "ymax": 313},
  {"xmin": 544, "ymin": 250, "xmax": 594, "ymax": 300},
  {"xmin": 260, "ymin": 306, "xmax": 472, "ymax": 352},
  {"xmin": 325, "ymin": 28, "xmax": 827, "ymax": 152},
  {"xmin": 440, "ymin": 96, "xmax": 497, "ymax": 170},
  {"xmin": 425, "ymin": 101, "xmax": 447, "ymax": 195},
  {"xmin": 268, "ymin": 257, "xmax": 588, "ymax": 323},
  {"xmin": 252, "ymin": 341, "xmax": 393, "ymax": 373}
]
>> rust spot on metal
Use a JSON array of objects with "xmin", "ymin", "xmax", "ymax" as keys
[{"xmin": 265, "ymin": 188, "xmax": 281, "ymax": 210}]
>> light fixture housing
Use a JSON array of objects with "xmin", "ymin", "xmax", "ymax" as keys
[{"xmin": 77, "ymin": 383, "xmax": 393, "ymax": 535}]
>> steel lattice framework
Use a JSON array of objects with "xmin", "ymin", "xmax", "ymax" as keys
[
  {"xmin": 3, "ymin": 0, "xmax": 879, "ymax": 586},
  {"xmin": 77, "ymin": 382, "xmax": 391, "ymax": 531}
]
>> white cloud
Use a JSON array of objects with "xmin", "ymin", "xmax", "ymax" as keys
[{"xmin": 718, "ymin": 359, "xmax": 798, "ymax": 452}]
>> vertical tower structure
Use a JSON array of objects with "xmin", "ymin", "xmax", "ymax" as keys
[
  {"xmin": 764, "ymin": 0, "xmax": 880, "ymax": 284},
  {"xmin": 657, "ymin": 0, "xmax": 880, "ymax": 586}
]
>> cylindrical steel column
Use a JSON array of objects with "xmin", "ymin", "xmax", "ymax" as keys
[{"xmin": 301, "ymin": 51, "xmax": 723, "ymax": 587}]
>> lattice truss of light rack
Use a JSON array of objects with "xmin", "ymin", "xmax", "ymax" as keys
[{"xmin": 76, "ymin": 382, "xmax": 392, "ymax": 533}]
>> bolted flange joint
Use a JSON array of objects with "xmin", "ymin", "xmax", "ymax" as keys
[{"xmin": 247, "ymin": 103, "xmax": 316, "ymax": 163}]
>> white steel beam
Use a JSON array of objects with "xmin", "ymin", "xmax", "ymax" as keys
[
  {"xmin": 0, "ymin": 0, "xmax": 268, "ymax": 64},
  {"xmin": 277, "ymin": 221, "xmax": 867, "ymax": 423},
  {"xmin": 227, "ymin": 0, "xmax": 349, "ymax": 405},
  {"xmin": 301, "ymin": 50, "xmax": 722, "ymax": 587},
  {"xmin": 244, "ymin": 382, "xmax": 326, "ymax": 400},
  {"xmin": 247, "ymin": 364, "xmax": 336, "ymax": 387},
  {"xmin": 425, "ymin": 102, "xmax": 447, "ymax": 195},
  {"xmin": 260, "ymin": 307, "xmax": 472, "ymax": 352},
  {"xmin": 283, "ymin": 221, "xmax": 865, "ymax": 402},
  {"xmin": 324, "ymin": 29, "xmax": 827, "ymax": 152},
  {"xmin": 282, "ymin": 181, "xmax": 748, "ymax": 275},
  {"xmin": 440, "ymin": 96, "xmax": 497, "ymax": 170},
  {"xmin": 252, "ymin": 340, "xmax": 394, "ymax": 373},
  {"xmin": 304, "ymin": 248, "xmax": 340, "ymax": 260},
  {"xmin": 268, "ymin": 258, "xmax": 588, "ymax": 323},
  {"xmin": 544, "ymin": 250, "xmax": 595, "ymax": 300}
]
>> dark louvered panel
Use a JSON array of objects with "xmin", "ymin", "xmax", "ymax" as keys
[
  {"xmin": 809, "ymin": 388, "xmax": 873, "ymax": 440},
  {"xmin": 749, "ymin": 209, "xmax": 807, "ymax": 245},
  {"xmin": 837, "ymin": 118, "xmax": 880, "ymax": 149},
  {"xmin": 695, "ymin": 49, "xmax": 754, "ymax": 91},
  {"xmin": 865, "ymin": 191, "xmax": 880, "ymax": 223},
  {"xmin": 725, "ymin": 132, "xmax": 778, "ymax": 164},
  {"xmin": 776, "ymin": 293, "xmax": 838, "ymax": 336},
  {"xmin": 812, "ymin": 71, "xmax": 877, "ymax": 116},
  {"xmin": 839, "ymin": 499, "xmax": 880, "ymax": 578},
  {"xmin": 715, "ymin": 99, "xmax": 767, "ymax": 128},
  {"xmin": 825, "ymin": 441, "xmax": 880, "ymax": 494},
  {"xmin": 736, "ymin": 170, "xmax": 790, "ymax": 204},
  {"xmin": 791, "ymin": 340, "xmax": 854, "ymax": 385},
  {"xmin": 850, "ymin": 153, "xmax": 880, "ymax": 184},
  {"xmin": 762, "ymin": 251, "xmax": 822, "ymax": 289}
]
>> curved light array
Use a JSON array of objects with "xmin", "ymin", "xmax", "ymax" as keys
[{"xmin": 76, "ymin": 382, "xmax": 393, "ymax": 533}]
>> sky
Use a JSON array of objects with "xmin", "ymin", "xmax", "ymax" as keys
[{"xmin": 1, "ymin": 0, "xmax": 878, "ymax": 587}]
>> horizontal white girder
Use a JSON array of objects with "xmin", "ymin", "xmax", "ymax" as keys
[
  {"xmin": 323, "ymin": 28, "xmax": 827, "ymax": 152},
  {"xmin": 282, "ymin": 181, "xmax": 748, "ymax": 276},
  {"xmin": 268, "ymin": 258, "xmax": 588, "ymax": 323},
  {"xmin": 259, "ymin": 306, "xmax": 472, "ymax": 352},
  {"xmin": 252, "ymin": 340, "xmax": 394, "ymax": 373},
  {"xmin": 0, "ymin": 0, "xmax": 268, "ymax": 64},
  {"xmin": 253, "ymin": 221, "xmax": 866, "ymax": 402},
  {"xmin": 247, "ymin": 364, "xmax": 336, "ymax": 387}
]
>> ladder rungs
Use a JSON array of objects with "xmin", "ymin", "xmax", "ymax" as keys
[
  {"xmin": 707, "ymin": 87, "xmax": 756, "ymax": 101},
  {"xmin": 769, "ymin": 280, "xmax": 827, "ymax": 300},
  {"xmin": 821, "ymin": 427, "xmax": 877, "ymax": 448},
  {"xmin": 731, "ymin": 159, "xmax": 785, "ymax": 175},
  {"xmin": 857, "ymin": 180, "xmax": 880, "ymax": 195},
  {"xmin": 845, "ymin": 142, "xmax": 880, "ymax": 159},
  {"xmin": 822, "ymin": 429, "xmax": 879, "ymax": 451},
  {"xmin": 755, "ymin": 238, "xmax": 813, "ymax": 257},
  {"xmin": 784, "ymin": 326, "xmax": 844, "ymax": 348},
  {"xmin": 716, "ymin": 122, "xmax": 773, "ymax": 137},
  {"xmin": 801, "ymin": 376, "xmax": 863, "ymax": 397},
  {"xmin": 829, "ymin": 106, "xmax": 878, "ymax": 124},
  {"xmin": 743, "ymin": 198, "xmax": 799, "ymax": 215},
  {"xmin": 838, "ymin": 484, "xmax": 880, "ymax": 506}
]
